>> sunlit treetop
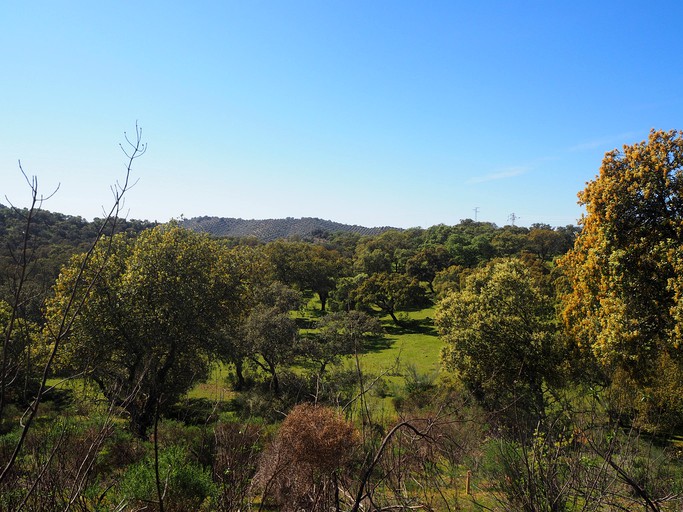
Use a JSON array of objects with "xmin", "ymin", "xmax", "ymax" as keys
[{"xmin": 560, "ymin": 130, "xmax": 683, "ymax": 378}]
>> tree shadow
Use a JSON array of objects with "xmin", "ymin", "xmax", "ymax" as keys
[
  {"xmin": 360, "ymin": 334, "xmax": 396, "ymax": 353},
  {"xmin": 166, "ymin": 397, "xmax": 235, "ymax": 425},
  {"xmin": 382, "ymin": 317, "xmax": 437, "ymax": 336},
  {"xmin": 39, "ymin": 386, "xmax": 75, "ymax": 412},
  {"xmin": 295, "ymin": 317, "xmax": 318, "ymax": 329}
]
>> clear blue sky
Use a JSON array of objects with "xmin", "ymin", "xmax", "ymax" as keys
[{"xmin": 2, "ymin": 1, "xmax": 682, "ymax": 228}]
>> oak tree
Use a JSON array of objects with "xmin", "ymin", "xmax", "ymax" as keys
[
  {"xmin": 405, "ymin": 245, "xmax": 452, "ymax": 293},
  {"xmin": 46, "ymin": 225, "xmax": 243, "ymax": 437},
  {"xmin": 436, "ymin": 259, "xmax": 560, "ymax": 423},
  {"xmin": 355, "ymin": 272, "xmax": 427, "ymax": 325},
  {"xmin": 264, "ymin": 241, "xmax": 345, "ymax": 311},
  {"xmin": 559, "ymin": 130, "xmax": 683, "ymax": 427},
  {"xmin": 241, "ymin": 281, "xmax": 301, "ymax": 394},
  {"xmin": 559, "ymin": 130, "xmax": 683, "ymax": 378},
  {"xmin": 301, "ymin": 310, "xmax": 383, "ymax": 375}
]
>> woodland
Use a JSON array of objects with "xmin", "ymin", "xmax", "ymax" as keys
[{"xmin": 1, "ymin": 128, "xmax": 683, "ymax": 511}]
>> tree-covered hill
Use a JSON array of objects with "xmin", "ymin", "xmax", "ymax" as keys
[
  {"xmin": 0, "ymin": 203, "xmax": 157, "ymax": 249},
  {"xmin": 180, "ymin": 215, "xmax": 398, "ymax": 241},
  {"xmin": 0, "ymin": 203, "xmax": 157, "ymax": 318}
]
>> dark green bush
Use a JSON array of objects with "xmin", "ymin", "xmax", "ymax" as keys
[{"xmin": 116, "ymin": 445, "xmax": 217, "ymax": 512}]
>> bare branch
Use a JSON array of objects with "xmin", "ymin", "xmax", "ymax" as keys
[{"xmin": 0, "ymin": 124, "xmax": 146, "ymax": 486}]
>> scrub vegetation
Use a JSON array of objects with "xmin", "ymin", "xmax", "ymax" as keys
[{"xmin": 2, "ymin": 128, "xmax": 683, "ymax": 510}]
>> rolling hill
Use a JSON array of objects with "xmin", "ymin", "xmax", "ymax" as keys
[{"xmin": 180, "ymin": 216, "xmax": 398, "ymax": 241}]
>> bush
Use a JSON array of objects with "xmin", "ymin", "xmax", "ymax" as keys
[
  {"xmin": 393, "ymin": 364, "xmax": 436, "ymax": 412},
  {"xmin": 117, "ymin": 445, "xmax": 217, "ymax": 512},
  {"xmin": 213, "ymin": 421, "xmax": 265, "ymax": 511},
  {"xmin": 253, "ymin": 403, "xmax": 359, "ymax": 511}
]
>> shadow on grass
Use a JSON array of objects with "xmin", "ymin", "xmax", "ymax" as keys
[
  {"xmin": 40, "ymin": 386, "xmax": 75, "ymax": 411},
  {"xmin": 361, "ymin": 334, "xmax": 396, "ymax": 353},
  {"xmin": 382, "ymin": 316, "xmax": 437, "ymax": 336},
  {"xmin": 295, "ymin": 317, "xmax": 318, "ymax": 329},
  {"xmin": 167, "ymin": 397, "xmax": 238, "ymax": 425}
]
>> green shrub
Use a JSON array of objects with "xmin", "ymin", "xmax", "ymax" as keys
[{"xmin": 117, "ymin": 445, "xmax": 216, "ymax": 512}]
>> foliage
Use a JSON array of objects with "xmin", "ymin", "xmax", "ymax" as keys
[
  {"xmin": 436, "ymin": 258, "xmax": 561, "ymax": 426},
  {"xmin": 243, "ymin": 305, "xmax": 299, "ymax": 395},
  {"xmin": 355, "ymin": 272, "xmax": 428, "ymax": 324},
  {"xmin": 480, "ymin": 394, "xmax": 683, "ymax": 512},
  {"xmin": 329, "ymin": 273, "xmax": 368, "ymax": 311},
  {"xmin": 442, "ymin": 220, "xmax": 497, "ymax": 267},
  {"xmin": 354, "ymin": 229, "xmax": 422, "ymax": 275},
  {"xmin": 392, "ymin": 363, "xmax": 438, "ymax": 413},
  {"xmin": 526, "ymin": 226, "xmax": 570, "ymax": 262},
  {"xmin": 0, "ymin": 203, "xmax": 155, "ymax": 322},
  {"xmin": 491, "ymin": 225, "xmax": 530, "ymax": 256},
  {"xmin": 299, "ymin": 244, "xmax": 346, "ymax": 311},
  {"xmin": 234, "ymin": 280, "xmax": 302, "ymax": 394},
  {"xmin": 264, "ymin": 240, "xmax": 307, "ymax": 286},
  {"xmin": 117, "ymin": 445, "xmax": 216, "ymax": 511},
  {"xmin": 405, "ymin": 245, "xmax": 453, "ymax": 292},
  {"xmin": 46, "ymin": 224, "xmax": 243, "ymax": 437},
  {"xmin": 300, "ymin": 310, "xmax": 384, "ymax": 375},
  {"xmin": 0, "ymin": 300, "xmax": 42, "ymax": 414},
  {"xmin": 432, "ymin": 264, "xmax": 468, "ymax": 298},
  {"xmin": 217, "ymin": 244, "xmax": 274, "ymax": 390},
  {"xmin": 264, "ymin": 240, "xmax": 347, "ymax": 311},
  {"xmin": 559, "ymin": 129, "xmax": 683, "ymax": 428},
  {"xmin": 212, "ymin": 421, "xmax": 265, "ymax": 511},
  {"xmin": 354, "ymin": 246, "xmax": 393, "ymax": 275}
]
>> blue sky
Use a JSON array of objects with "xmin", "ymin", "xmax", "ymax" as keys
[{"xmin": 2, "ymin": 1, "xmax": 682, "ymax": 228}]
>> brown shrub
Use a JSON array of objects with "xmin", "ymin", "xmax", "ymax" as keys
[
  {"xmin": 213, "ymin": 421, "xmax": 264, "ymax": 512},
  {"xmin": 254, "ymin": 403, "xmax": 359, "ymax": 511}
]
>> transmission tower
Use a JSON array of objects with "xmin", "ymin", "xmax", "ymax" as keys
[
  {"xmin": 508, "ymin": 212, "xmax": 518, "ymax": 226},
  {"xmin": 473, "ymin": 207, "xmax": 480, "ymax": 222}
]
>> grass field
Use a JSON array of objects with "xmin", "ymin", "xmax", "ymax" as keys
[
  {"xmin": 360, "ymin": 307, "xmax": 442, "ymax": 378},
  {"xmin": 188, "ymin": 305, "xmax": 444, "ymax": 413}
]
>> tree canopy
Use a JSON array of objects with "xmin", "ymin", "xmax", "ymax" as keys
[
  {"xmin": 560, "ymin": 130, "xmax": 683, "ymax": 374},
  {"xmin": 436, "ymin": 258, "xmax": 560, "ymax": 423},
  {"xmin": 355, "ymin": 272, "xmax": 427, "ymax": 325},
  {"xmin": 559, "ymin": 129, "xmax": 683, "ymax": 427},
  {"xmin": 46, "ymin": 224, "xmax": 243, "ymax": 437}
]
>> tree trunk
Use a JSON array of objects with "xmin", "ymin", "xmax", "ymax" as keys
[
  {"xmin": 271, "ymin": 372, "xmax": 279, "ymax": 395},
  {"xmin": 131, "ymin": 395, "xmax": 156, "ymax": 439},
  {"xmin": 234, "ymin": 358, "xmax": 246, "ymax": 390},
  {"xmin": 267, "ymin": 360, "xmax": 279, "ymax": 394}
]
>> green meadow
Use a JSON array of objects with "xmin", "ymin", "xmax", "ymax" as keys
[{"xmin": 188, "ymin": 305, "xmax": 444, "ymax": 409}]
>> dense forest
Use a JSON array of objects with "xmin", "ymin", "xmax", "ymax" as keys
[{"xmin": 1, "ymin": 129, "xmax": 683, "ymax": 511}]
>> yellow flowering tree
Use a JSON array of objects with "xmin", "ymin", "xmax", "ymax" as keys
[{"xmin": 559, "ymin": 129, "xmax": 683, "ymax": 427}]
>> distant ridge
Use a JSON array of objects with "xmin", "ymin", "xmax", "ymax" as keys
[{"xmin": 180, "ymin": 216, "xmax": 398, "ymax": 241}]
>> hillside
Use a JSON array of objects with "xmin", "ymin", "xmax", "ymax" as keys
[{"xmin": 180, "ymin": 215, "xmax": 399, "ymax": 241}]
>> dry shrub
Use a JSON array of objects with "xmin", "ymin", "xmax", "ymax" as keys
[
  {"xmin": 2, "ymin": 418, "xmax": 116, "ymax": 511},
  {"xmin": 254, "ymin": 403, "xmax": 359, "ymax": 511},
  {"xmin": 213, "ymin": 421, "xmax": 264, "ymax": 512}
]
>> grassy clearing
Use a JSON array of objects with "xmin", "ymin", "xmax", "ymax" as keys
[
  {"xmin": 188, "ymin": 306, "xmax": 444, "ymax": 406},
  {"xmin": 45, "ymin": 305, "xmax": 444, "ymax": 412},
  {"xmin": 186, "ymin": 363, "xmax": 236, "ymax": 401},
  {"xmin": 358, "ymin": 308, "xmax": 442, "ymax": 378}
]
